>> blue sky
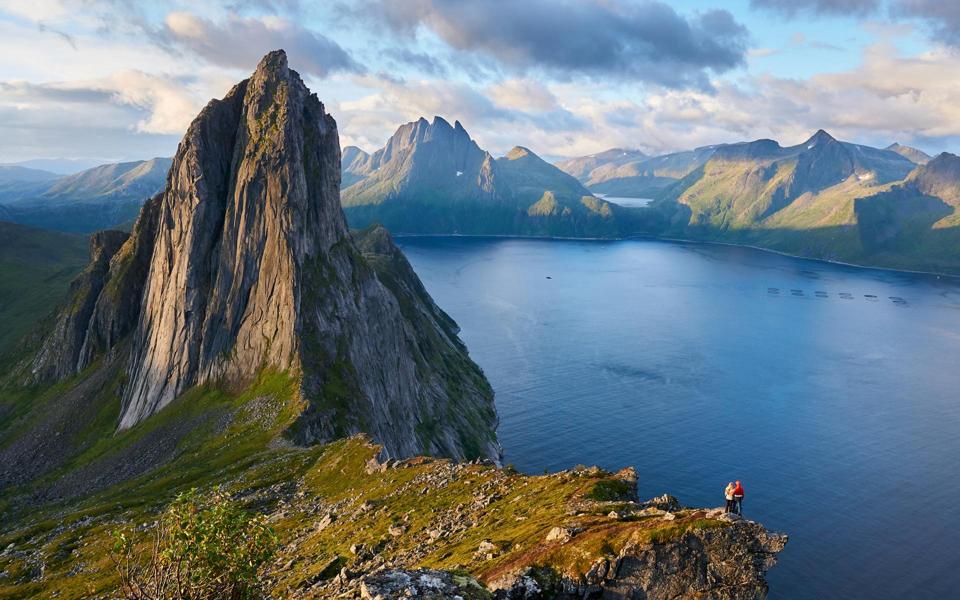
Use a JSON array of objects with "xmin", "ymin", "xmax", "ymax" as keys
[{"xmin": 1, "ymin": 0, "xmax": 959, "ymax": 163}]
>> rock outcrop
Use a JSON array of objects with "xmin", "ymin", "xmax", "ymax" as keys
[
  {"xmin": 24, "ymin": 50, "xmax": 499, "ymax": 462},
  {"xmin": 30, "ymin": 229, "xmax": 129, "ymax": 380},
  {"xmin": 483, "ymin": 520, "xmax": 786, "ymax": 600}
]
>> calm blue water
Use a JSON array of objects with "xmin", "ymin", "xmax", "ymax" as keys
[
  {"xmin": 594, "ymin": 194, "xmax": 654, "ymax": 208},
  {"xmin": 397, "ymin": 236, "xmax": 960, "ymax": 600}
]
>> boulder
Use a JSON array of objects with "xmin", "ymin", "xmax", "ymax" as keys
[
  {"xmin": 546, "ymin": 526, "xmax": 573, "ymax": 543},
  {"xmin": 360, "ymin": 569, "xmax": 485, "ymax": 599}
]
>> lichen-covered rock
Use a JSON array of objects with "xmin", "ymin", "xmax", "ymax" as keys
[
  {"xmin": 361, "ymin": 569, "xmax": 488, "ymax": 600},
  {"xmin": 489, "ymin": 521, "xmax": 787, "ymax": 600},
  {"xmin": 599, "ymin": 521, "xmax": 788, "ymax": 600}
]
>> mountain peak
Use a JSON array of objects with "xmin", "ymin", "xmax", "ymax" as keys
[
  {"xmin": 505, "ymin": 146, "xmax": 535, "ymax": 160},
  {"xmin": 804, "ymin": 129, "xmax": 836, "ymax": 147},
  {"xmin": 918, "ymin": 151, "xmax": 960, "ymax": 175},
  {"xmin": 885, "ymin": 142, "xmax": 932, "ymax": 165},
  {"xmin": 431, "ymin": 115, "xmax": 452, "ymax": 130},
  {"xmin": 29, "ymin": 50, "xmax": 499, "ymax": 461},
  {"xmin": 252, "ymin": 49, "xmax": 288, "ymax": 79},
  {"xmin": 907, "ymin": 152, "xmax": 960, "ymax": 205}
]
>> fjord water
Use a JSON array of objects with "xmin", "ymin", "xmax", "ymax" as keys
[{"xmin": 397, "ymin": 236, "xmax": 960, "ymax": 600}]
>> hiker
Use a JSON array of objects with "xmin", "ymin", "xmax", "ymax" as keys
[
  {"xmin": 724, "ymin": 482, "xmax": 735, "ymax": 513},
  {"xmin": 732, "ymin": 480, "xmax": 745, "ymax": 515}
]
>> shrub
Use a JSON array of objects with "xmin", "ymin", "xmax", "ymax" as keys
[
  {"xmin": 585, "ymin": 479, "xmax": 634, "ymax": 501},
  {"xmin": 111, "ymin": 488, "xmax": 277, "ymax": 600}
]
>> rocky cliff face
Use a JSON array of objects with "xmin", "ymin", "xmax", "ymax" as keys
[
  {"xmin": 342, "ymin": 116, "xmax": 496, "ymax": 207},
  {"xmin": 24, "ymin": 50, "xmax": 499, "ymax": 462}
]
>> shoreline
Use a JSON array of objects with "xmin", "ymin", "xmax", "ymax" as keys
[{"xmin": 390, "ymin": 231, "xmax": 960, "ymax": 280}]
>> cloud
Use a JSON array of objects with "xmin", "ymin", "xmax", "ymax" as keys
[
  {"xmin": 752, "ymin": 0, "xmax": 960, "ymax": 49},
  {"xmin": 36, "ymin": 21, "xmax": 78, "ymax": 49},
  {"xmin": 0, "ymin": 75, "xmax": 189, "ymax": 161},
  {"xmin": 895, "ymin": 1, "xmax": 960, "ymax": 45},
  {"xmin": 383, "ymin": 48, "xmax": 448, "ymax": 77},
  {"xmin": 363, "ymin": 0, "xmax": 749, "ymax": 89},
  {"xmin": 749, "ymin": 0, "xmax": 882, "ymax": 16},
  {"xmin": 618, "ymin": 42, "xmax": 960, "ymax": 153},
  {"xmin": 1, "ymin": 70, "xmax": 201, "ymax": 135},
  {"xmin": 335, "ymin": 74, "xmax": 591, "ymax": 156},
  {"xmin": 160, "ymin": 11, "xmax": 362, "ymax": 77},
  {"xmin": 487, "ymin": 79, "xmax": 558, "ymax": 112},
  {"xmin": 102, "ymin": 71, "xmax": 202, "ymax": 134}
]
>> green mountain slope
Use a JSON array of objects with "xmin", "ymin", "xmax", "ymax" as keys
[
  {"xmin": 646, "ymin": 131, "xmax": 960, "ymax": 273},
  {"xmin": 0, "ymin": 221, "xmax": 87, "ymax": 358},
  {"xmin": 341, "ymin": 117, "xmax": 622, "ymax": 237},
  {"xmin": 851, "ymin": 152, "xmax": 960, "ymax": 272}
]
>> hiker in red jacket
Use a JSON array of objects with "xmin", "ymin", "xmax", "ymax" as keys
[{"xmin": 732, "ymin": 480, "xmax": 745, "ymax": 515}]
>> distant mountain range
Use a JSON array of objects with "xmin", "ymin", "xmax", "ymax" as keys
[
  {"xmin": 0, "ymin": 158, "xmax": 171, "ymax": 232},
  {"xmin": 558, "ymin": 145, "xmax": 721, "ymax": 197},
  {"xmin": 341, "ymin": 116, "xmax": 623, "ymax": 237},
  {"xmin": 633, "ymin": 131, "xmax": 959, "ymax": 273},
  {"xmin": 3, "ymin": 121, "xmax": 957, "ymax": 274},
  {"xmin": 1, "ymin": 158, "xmax": 112, "ymax": 175}
]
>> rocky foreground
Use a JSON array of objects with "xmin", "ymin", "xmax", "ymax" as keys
[
  {"xmin": 0, "ymin": 435, "xmax": 785, "ymax": 599},
  {"xmin": 248, "ymin": 438, "xmax": 786, "ymax": 600}
]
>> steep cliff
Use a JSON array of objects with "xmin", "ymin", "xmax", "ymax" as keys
[{"xmin": 8, "ymin": 49, "xmax": 499, "ymax": 490}]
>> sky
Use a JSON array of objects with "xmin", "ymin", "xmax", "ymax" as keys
[{"xmin": 2, "ymin": 0, "xmax": 960, "ymax": 163}]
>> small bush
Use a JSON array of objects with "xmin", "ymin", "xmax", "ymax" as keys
[
  {"xmin": 111, "ymin": 487, "xmax": 277, "ymax": 600},
  {"xmin": 585, "ymin": 479, "xmax": 634, "ymax": 501}
]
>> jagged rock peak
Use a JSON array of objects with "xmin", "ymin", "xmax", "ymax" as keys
[
  {"xmin": 30, "ymin": 229, "xmax": 129, "ymax": 381},
  {"xmin": 32, "ymin": 49, "xmax": 500, "ymax": 461},
  {"xmin": 120, "ymin": 47, "xmax": 343, "ymax": 428}
]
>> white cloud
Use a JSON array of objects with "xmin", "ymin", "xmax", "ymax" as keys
[
  {"xmin": 161, "ymin": 11, "xmax": 361, "ymax": 77},
  {"xmin": 103, "ymin": 71, "xmax": 201, "ymax": 134},
  {"xmin": 487, "ymin": 79, "xmax": 558, "ymax": 112}
]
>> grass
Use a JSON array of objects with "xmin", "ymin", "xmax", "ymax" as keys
[
  {"xmin": 585, "ymin": 479, "xmax": 634, "ymax": 501},
  {"xmin": 0, "ymin": 368, "xmax": 314, "ymax": 599},
  {"xmin": 0, "ymin": 430, "xmax": 730, "ymax": 599},
  {"xmin": 0, "ymin": 222, "xmax": 88, "ymax": 356}
]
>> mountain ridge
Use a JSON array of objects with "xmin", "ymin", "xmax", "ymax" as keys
[{"xmin": 341, "ymin": 117, "xmax": 622, "ymax": 237}]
